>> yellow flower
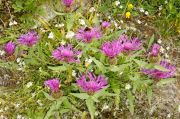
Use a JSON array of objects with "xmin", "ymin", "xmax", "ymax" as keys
[
  {"xmin": 128, "ymin": 3, "xmax": 134, "ymax": 9},
  {"xmin": 125, "ymin": 12, "xmax": 131, "ymax": 19}
]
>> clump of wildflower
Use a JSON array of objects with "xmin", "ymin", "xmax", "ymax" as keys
[
  {"xmin": 76, "ymin": 27, "xmax": 102, "ymax": 43},
  {"xmin": 118, "ymin": 34, "xmax": 142, "ymax": 52},
  {"xmin": 18, "ymin": 31, "xmax": 39, "ymax": 47},
  {"xmin": 149, "ymin": 44, "xmax": 161, "ymax": 57},
  {"xmin": 44, "ymin": 78, "xmax": 60, "ymax": 93},
  {"xmin": 125, "ymin": 12, "xmax": 131, "ymax": 18},
  {"xmin": 62, "ymin": 0, "xmax": 73, "ymax": 7},
  {"xmin": 102, "ymin": 40, "xmax": 122, "ymax": 58},
  {"xmin": 4, "ymin": 41, "xmax": 16, "ymax": 55},
  {"xmin": 101, "ymin": 21, "xmax": 111, "ymax": 28},
  {"xmin": 52, "ymin": 44, "xmax": 81, "ymax": 63},
  {"xmin": 76, "ymin": 72, "xmax": 108, "ymax": 95},
  {"xmin": 142, "ymin": 61, "xmax": 176, "ymax": 79},
  {"xmin": 128, "ymin": 3, "xmax": 134, "ymax": 9}
]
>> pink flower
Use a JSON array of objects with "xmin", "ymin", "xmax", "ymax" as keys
[
  {"xmin": 52, "ymin": 44, "xmax": 81, "ymax": 63},
  {"xmin": 18, "ymin": 31, "xmax": 39, "ymax": 47},
  {"xmin": 4, "ymin": 41, "xmax": 16, "ymax": 55},
  {"xmin": 44, "ymin": 79, "xmax": 60, "ymax": 93},
  {"xmin": 102, "ymin": 40, "xmax": 122, "ymax": 58},
  {"xmin": 149, "ymin": 43, "xmax": 161, "ymax": 57},
  {"xmin": 101, "ymin": 21, "xmax": 111, "ymax": 28},
  {"xmin": 142, "ymin": 60, "xmax": 176, "ymax": 79},
  {"xmin": 118, "ymin": 34, "xmax": 142, "ymax": 52},
  {"xmin": 76, "ymin": 27, "xmax": 102, "ymax": 43},
  {"xmin": 62, "ymin": 0, "xmax": 73, "ymax": 7},
  {"xmin": 76, "ymin": 72, "xmax": 108, "ymax": 94}
]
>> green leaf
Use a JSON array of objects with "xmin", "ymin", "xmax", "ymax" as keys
[
  {"xmin": 48, "ymin": 65, "xmax": 67, "ymax": 72},
  {"xmin": 156, "ymin": 78, "xmax": 176, "ymax": 86},
  {"xmin": 154, "ymin": 65, "xmax": 169, "ymax": 72},
  {"xmin": 90, "ymin": 57, "xmax": 106, "ymax": 73},
  {"xmin": 147, "ymin": 87, "xmax": 153, "ymax": 105},
  {"xmin": 86, "ymin": 98, "xmax": 95, "ymax": 119},
  {"xmin": 43, "ymin": 91, "xmax": 55, "ymax": 101},
  {"xmin": 70, "ymin": 93, "xmax": 89, "ymax": 100},
  {"xmin": 147, "ymin": 35, "xmax": 154, "ymax": 50},
  {"xmin": 133, "ymin": 59, "xmax": 148, "ymax": 67},
  {"xmin": 127, "ymin": 91, "xmax": 134, "ymax": 115}
]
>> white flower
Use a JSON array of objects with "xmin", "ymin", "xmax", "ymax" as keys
[
  {"xmin": 55, "ymin": 23, "xmax": 64, "ymax": 28},
  {"xmin": 113, "ymin": 21, "xmax": 118, "ymax": 27},
  {"xmin": 9, "ymin": 20, "xmax": 17, "ymax": 26},
  {"xmin": 48, "ymin": 32, "xmax": 54, "ymax": 39},
  {"xmin": 72, "ymin": 70, "xmax": 76, "ymax": 77},
  {"xmin": 167, "ymin": 113, "xmax": 171, "ymax": 118},
  {"xmin": 108, "ymin": 16, "xmax": 111, "ymax": 19},
  {"xmin": 89, "ymin": 7, "xmax": 96, "ymax": 12},
  {"xmin": 157, "ymin": 39, "xmax": 162, "ymax": 44},
  {"xmin": 119, "ymin": 5, "xmax": 123, "ymax": 9},
  {"xmin": 16, "ymin": 58, "xmax": 21, "ymax": 63},
  {"xmin": 137, "ymin": 20, "xmax": 142, "ymax": 24},
  {"xmin": 85, "ymin": 58, "xmax": 92, "ymax": 64},
  {"xmin": 115, "ymin": 1, "xmax": 120, "ymax": 6},
  {"xmin": 96, "ymin": 13, "xmax": 100, "ymax": 16},
  {"xmin": 165, "ymin": 0, "xmax": 168, "ymax": 4},
  {"xmin": 102, "ymin": 104, "xmax": 109, "ymax": 110},
  {"xmin": 15, "ymin": 103, "xmax": 20, "ymax": 108},
  {"xmin": 139, "ymin": 8, "xmax": 145, "ymax": 13},
  {"xmin": 0, "ymin": 50, "xmax": 5, "ymax": 56},
  {"xmin": 61, "ymin": 40, "xmax": 66, "ymax": 45},
  {"xmin": 145, "ymin": 11, "xmax": 149, "ymax": 15},
  {"xmin": 118, "ymin": 26, "xmax": 122, "ymax": 29},
  {"xmin": 0, "ymin": 109, "xmax": 3, "ymax": 113},
  {"xmin": 66, "ymin": 31, "xmax": 75, "ymax": 39},
  {"xmin": 165, "ymin": 53, "xmax": 169, "ymax": 58},
  {"xmin": 160, "ymin": 46, "xmax": 165, "ymax": 53},
  {"xmin": 125, "ymin": 84, "xmax": 131, "ymax": 90},
  {"xmin": 4, "ymin": 107, "xmax": 8, "ymax": 111},
  {"xmin": 37, "ymin": 100, "xmax": 43, "ymax": 106},
  {"xmin": 159, "ymin": 5, "xmax": 163, "ymax": 10},
  {"xmin": 17, "ymin": 114, "xmax": 22, "ymax": 119},
  {"xmin": 31, "ymin": 92, "xmax": 36, "ymax": 98},
  {"xmin": 26, "ymin": 82, "xmax": 33, "ymax": 88},
  {"xmin": 79, "ymin": 19, "xmax": 86, "ymax": 26},
  {"xmin": 40, "ymin": 28, "xmax": 46, "ymax": 33},
  {"xmin": 166, "ymin": 46, "xmax": 170, "ymax": 50}
]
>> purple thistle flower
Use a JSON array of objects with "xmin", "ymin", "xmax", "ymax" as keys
[
  {"xmin": 18, "ymin": 31, "xmax": 39, "ymax": 47},
  {"xmin": 63, "ymin": 0, "xmax": 73, "ymax": 7},
  {"xmin": 118, "ymin": 34, "xmax": 142, "ymax": 52},
  {"xmin": 44, "ymin": 79, "xmax": 61, "ymax": 93},
  {"xmin": 149, "ymin": 43, "xmax": 161, "ymax": 57},
  {"xmin": 102, "ymin": 40, "xmax": 122, "ymax": 58},
  {"xmin": 76, "ymin": 27, "xmax": 102, "ymax": 43},
  {"xmin": 101, "ymin": 21, "xmax": 111, "ymax": 28},
  {"xmin": 4, "ymin": 41, "xmax": 16, "ymax": 55},
  {"xmin": 142, "ymin": 60, "xmax": 176, "ymax": 79},
  {"xmin": 52, "ymin": 44, "xmax": 81, "ymax": 63},
  {"xmin": 76, "ymin": 72, "xmax": 108, "ymax": 94}
]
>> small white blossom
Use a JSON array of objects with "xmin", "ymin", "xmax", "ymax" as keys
[
  {"xmin": 55, "ymin": 23, "xmax": 64, "ymax": 28},
  {"xmin": 166, "ymin": 46, "xmax": 170, "ymax": 50},
  {"xmin": 108, "ymin": 16, "xmax": 111, "ymax": 19},
  {"xmin": 40, "ymin": 28, "xmax": 46, "ymax": 33},
  {"xmin": 0, "ymin": 109, "xmax": 3, "ymax": 113},
  {"xmin": 61, "ymin": 40, "xmax": 66, "ymax": 45},
  {"xmin": 16, "ymin": 58, "xmax": 21, "ymax": 63},
  {"xmin": 66, "ymin": 31, "xmax": 75, "ymax": 39},
  {"xmin": 72, "ymin": 70, "xmax": 76, "ymax": 77},
  {"xmin": 178, "ymin": 105, "xmax": 180, "ymax": 113},
  {"xmin": 102, "ymin": 104, "xmax": 109, "ymax": 110},
  {"xmin": 17, "ymin": 114, "xmax": 22, "ymax": 119},
  {"xmin": 159, "ymin": 5, "xmax": 163, "ymax": 10},
  {"xmin": 37, "ymin": 100, "xmax": 43, "ymax": 106},
  {"xmin": 85, "ymin": 58, "xmax": 92, "ymax": 64},
  {"xmin": 139, "ymin": 8, "xmax": 145, "ymax": 13},
  {"xmin": 145, "ymin": 11, "xmax": 149, "ymax": 15},
  {"xmin": 157, "ymin": 39, "xmax": 162, "ymax": 44},
  {"xmin": 165, "ymin": 53, "xmax": 169, "ymax": 58},
  {"xmin": 167, "ymin": 113, "xmax": 171, "ymax": 118},
  {"xmin": 96, "ymin": 13, "xmax": 100, "ymax": 16},
  {"xmin": 31, "ymin": 92, "xmax": 36, "ymax": 98},
  {"xmin": 26, "ymin": 82, "xmax": 33, "ymax": 88},
  {"xmin": 165, "ymin": 0, "xmax": 168, "ymax": 4},
  {"xmin": 118, "ymin": 26, "xmax": 122, "ymax": 29},
  {"xmin": 9, "ymin": 20, "xmax": 17, "ymax": 26},
  {"xmin": 120, "ymin": 20, "xmax": 124, "ymax": 23},
  {"xmin": 125, "ymin": 84, "xmax": 131, "ymax": 90},
  {"xmin": 119, "ymin": 5, "xmax": 123, "ymax": 9},
  {"xmin": 137, "ymin": 20, "xmax": 142, "ymax": 24},
  {"xmin": 160, "ymin": 46, "xmax": 165, "ymax": 53},
  {"xmin": 15, "ymin": 103, "xmax": 20, "ymax": 108},
  {"xmin": 79, "ymin": 19, "xmax": 86, "ymax": 26},
  {"xmin": 115, "ymin": 1, "xmax": 120, "ymax": 6},
  {"xmin": 48, "ymin": 32, "xmax": 54, "ymax": 39},
  {"xmin": 89, "ymin": 7, "xmax": 96, "ymax": 12},
  {"xmin": 0, "ymin": 50, "xmax": 5, "ymax": 56},
  {"xmin": 4, "ymin": 107, "xmax": 8, "ymax": 111}
]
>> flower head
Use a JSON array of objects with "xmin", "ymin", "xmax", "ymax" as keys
[
  {"xmin": 63, "ymin": 0, "xmax": 73, "ymax": 7},
  {"xmin": 76, "ymin": 72, "xmax": 108, "ymax": 94},
  {"xmin": 102, "ymin": 40, "xmax": 122, "ymax": 58},
  {"xmin": 44, "ymin": 79, "xmax": 60, "ymax": 93},
  {"xmin": 149, "ymin": 43, "xmax": 161, "ymax": 57},
  {"xmin": 101, "ymin": 21, "xmax": 111, "ymax": 28},
  {"xmin": 76, "ymin": 27, "xmax": 102, "ymax": 43},
  {"xmin": 18, "ymin": 31, "xmax": 38, "ymax": 47},
  {"xmin": 118, "ymin": 34, "xmax": 142, "ymax": 52},
  {"xmin": 125, "ymin": 12, "xmax": 131, "ymax": 18},
  {"xmin": 142, "ymin": 61, "xmax": 176, "ymax": 79},
  {"xmin": 52, "ymin": 44, "xmax": 81, "ymax": 63},
  {"xmin": 128, "ymin": 4, "xmax": 134, "ymax": 9},
  {"xmin": 4, "ymin": 41, "xmax": 16, "ymax": 55}
]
